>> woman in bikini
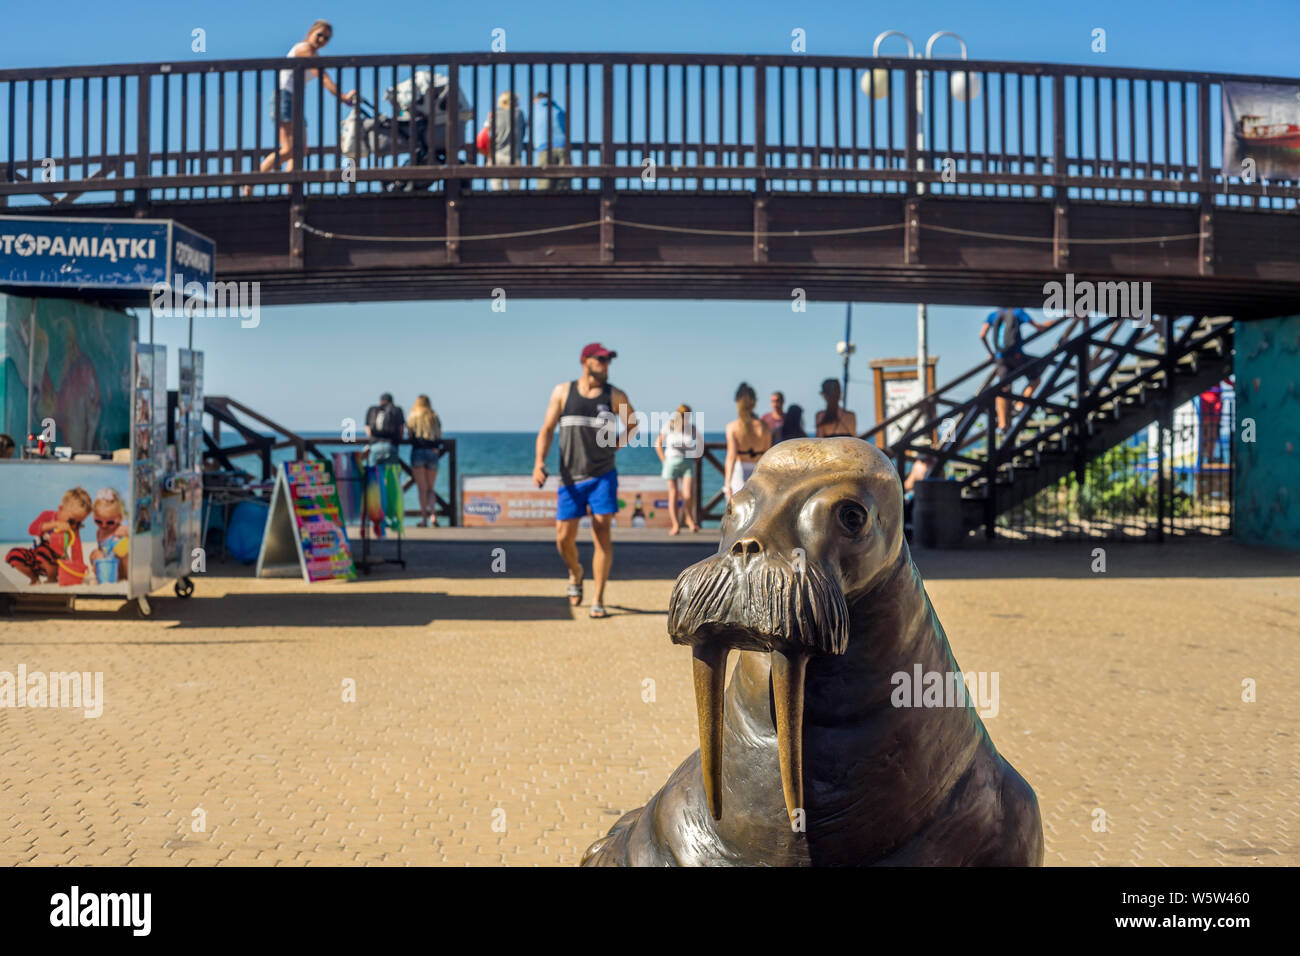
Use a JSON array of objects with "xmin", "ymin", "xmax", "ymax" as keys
[
  {"xmin": 815, "ymin": 378, "xmax": 858, "ymax": 437},
  {"xmin": 244, "ymin": 20, "xmax": 357, "ymax": 196},
  {"xmin": 724, "ymin": 382, "xmax": 772, "ymax": 499}
]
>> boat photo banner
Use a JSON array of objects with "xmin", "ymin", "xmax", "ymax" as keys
[{"xmin": 1222, "ymin": 81, "xmax": 1300, "ymax": 181}]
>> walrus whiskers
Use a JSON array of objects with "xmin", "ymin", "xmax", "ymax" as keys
[
  {"xmin": 668, "ymin": 556, "xmax": 850, "ymax": 655},
  {"xmin": 668, "ymin": 554, "xmax": 850, "ymax": 820}
]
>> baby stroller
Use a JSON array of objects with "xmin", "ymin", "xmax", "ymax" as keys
[{"xmin": 339, "ymin": 70, "xmax": 474, "ymax": 192}]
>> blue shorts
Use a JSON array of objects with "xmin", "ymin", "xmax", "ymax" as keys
[
  {"xmin": 556, "ymin": 469, "xmax": 618, "ymax": 521},
  {"xmin": 274, "ymin": 89, "xmax": 294, "ymax": 124},
  {"xmin": 410, "ymin": 447, "xmax": 441, "ymax": 469}
]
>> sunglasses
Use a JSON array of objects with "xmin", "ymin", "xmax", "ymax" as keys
[
  {"xmin": 590, "ymin": 355, "xmax": 611, "ymax": 364},
  {"xmin": 94, "ymin": 517, "xmax": 120, "ymax": 527}
]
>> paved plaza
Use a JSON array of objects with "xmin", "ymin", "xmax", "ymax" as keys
[{"xmin": 1, "ymin": 533, "xmax": 1296, "ymax": 866}]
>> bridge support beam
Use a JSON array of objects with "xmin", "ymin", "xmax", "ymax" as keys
[
  {"xmin": 1199, "ymin": 209, "xmax": 1214, "ymax": 277},
  {"xmin": 753, "ymin": 192, "xmax": 768, "ymax": 264},
  {"xmin": 133, "ymin": 76, "xmax": 151, "ymax": 218},
  {"xmin": 905, "ymin": 198, "xmax": 920, "ymax": 265},
  {"xmin": 289, "ymin": 200, "xmax": 304, "ymax": 268},
  {"xmin": 445, "ymin": 181, "xmax": 461, "ymax": 265},
  {"xmin": 1197, "ymin": 80, "xmax": 1215, "ymax": 278},
  {"xmin": 1053, "ymin": 201, "xmax": 1069, "ymax": 272},
  {"xmin": 600, "ymin": 195, "xmax": 615, "ymax": 264},
  {"xmin": 984, "ymin": 402, "xmax": 997, "ymax": 540}
]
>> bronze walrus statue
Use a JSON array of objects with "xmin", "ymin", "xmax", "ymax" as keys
[{"xmin": 582, "ymin": 437, "xmax": 1043, "ymax": 866}]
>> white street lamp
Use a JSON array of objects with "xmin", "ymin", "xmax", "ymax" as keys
[{"xmin": 866, "ymin": 30, "xmax": 980, "ymax": 420}]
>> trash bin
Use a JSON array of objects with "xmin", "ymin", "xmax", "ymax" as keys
[{"xmin": 913, "ymin": 478, "xmax": 964, "ymax": 549}]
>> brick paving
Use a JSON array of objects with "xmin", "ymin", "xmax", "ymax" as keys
[{"xmin": 0, "ymin": 534, "xmax": 1296, "ymax": 866}]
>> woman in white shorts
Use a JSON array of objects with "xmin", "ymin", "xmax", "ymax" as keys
[
  {"xmin": 655, "ymin": 404, "xmax": 701, "ymax": 534},
  {"xmin": 724, "ymin": 383, "xmax": 772, "ymax": 501}
]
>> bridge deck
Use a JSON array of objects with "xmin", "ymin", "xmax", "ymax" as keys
[{"xmin": 3, "ymin": 53, "xmax": 1299, "ymax": 311}]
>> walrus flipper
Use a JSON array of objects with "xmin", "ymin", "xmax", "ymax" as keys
[
  {"xmin": 981, "ymin": 755, "xmax": 1045, "ymax": 866},
  {"xmin": 580, "ymin": 807, "xmax": 644, "ymax": 866},
  {"xmin": 582, "ymin": 752, "xmax": 734, "ymax": 866}
]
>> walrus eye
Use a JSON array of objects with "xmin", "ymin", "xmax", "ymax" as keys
[{"xmin": 837, "ymin": 502, "xmax": 869, "ymax": 536}]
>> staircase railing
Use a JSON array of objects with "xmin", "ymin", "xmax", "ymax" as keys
[{"xmin": 861, "ymin": 313, "xmax": 1234, "ymax": 537}]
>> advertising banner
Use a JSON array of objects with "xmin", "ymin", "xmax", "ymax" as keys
[
  {"xmin": 462, "ymin": 474, "xmax": 676, "ymax": 528},
  {"xmin": 0, "ymin": 293, "xmax": 134, "ymax": 453},
  {"xmin": 0, "ymin": 216, "xmax": 215, "ymax": 299},
  {"xmin": 130, "ymin": 343, "xmax": 161, "ymax": 596},
  {"xmin": 256, "ymin": 460, "xmax": 356, "ymax": 582},
  {"xmin": 0, "ymin": 461, "xmax": 133, "ymax": 594},
  {"xmin": 1222, "ymin": 81, "xmax": 1300, "ymax": 182}
]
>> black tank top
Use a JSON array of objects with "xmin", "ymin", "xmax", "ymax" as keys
[{"xmin": 559, "ymin": 380, "xmax": 617, "ymax": 484}]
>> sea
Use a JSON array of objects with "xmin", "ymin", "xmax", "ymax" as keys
[{"xmin": 221, "ymin": 430, "xmax": 730, "ymax": 518}]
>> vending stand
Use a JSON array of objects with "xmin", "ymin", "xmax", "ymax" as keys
[{"xmin": 0, "ymin": 215, "xmax": 214, "ymax": 615}]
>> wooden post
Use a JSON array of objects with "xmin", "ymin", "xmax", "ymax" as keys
[
  {"xmin": 445, "ymin": 62, "xmax": 461, "ymax": 265},
  {"xmin": 1053, "ymin": 201, "xmax": 1069, "ymax": 272},
  {"xmin": 753, "ymin": 66, "xmax": 768, "ymax": 264},
  {"xmin": 984, "ymin": 401, "xmax": 997, "ymax": 539},
  {"xmin": 1197, "ymin": 80, "xmax": 1214, "ymax": 276},
  {"xmin": 134, "ymin": 71, "xmax": 151, "ymax": 217},
  {"xmin": 447, "ymin": 437, "xmax": 459, "ymax": 526},
  {"xmin": 288, "ymin": 64, "xmax": 306, "ymax": 269},
  {"xmin": 600, "ymin": 64, "xmax": 615, "ymax": 264},
  {"xmin": 905, "ymin": 198, "xmax": 920, "ymax": 265}
]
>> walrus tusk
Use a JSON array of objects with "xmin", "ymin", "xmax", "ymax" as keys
[
  {"xmin": 692, "ymin": 644, "xmax": 729, "ymax": 820},
  {"xmin": 770, "ymin": 648, "xmax": 808, "ymax": 825}
]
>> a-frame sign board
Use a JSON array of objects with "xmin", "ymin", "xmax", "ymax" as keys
[{"xmin": 255, "ymin": 461, "xmax": 357, "ymax": 582}]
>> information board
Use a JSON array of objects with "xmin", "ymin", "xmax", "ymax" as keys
[
  {"xmin": 462, "ymin": 474, "xmax": 675, "ymax": 528},
  {"xmin": 256, "ymin": 460, "xmax": 356, "ymax": 582}
]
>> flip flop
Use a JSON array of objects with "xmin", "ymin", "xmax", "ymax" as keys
[
  {"xmin": 589, "ymin": 605, "xmax": 609, "ymax": 619},
  {"xmin": 567, "ymin": 582, "xmax": 583, "ymax": 606}
]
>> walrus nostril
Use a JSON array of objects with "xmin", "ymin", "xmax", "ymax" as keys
[{"xmin": 730, "ymin": 538, "xmax": 763, "ymax": 558}]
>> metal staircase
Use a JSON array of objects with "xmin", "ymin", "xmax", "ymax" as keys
[{"xmin": 862, "ymin": 314, "xmax": 1235, "ymax": 538}]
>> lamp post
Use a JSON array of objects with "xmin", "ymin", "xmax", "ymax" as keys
[
  {"xmin": 837, "ymin": 303, "xmax": 855, "ymax": 405},
  {"xmin": 867, "ymin": 30, "xmax": 978, "ymax": 416}
]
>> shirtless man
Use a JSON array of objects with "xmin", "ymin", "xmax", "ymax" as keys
[
  {"xmin": 534, "ymin": 343, "xmax": 637, "ymax": 619},
  {"xmin": 815, "ymin": 378, "xmax": 858, "ymax": 437}
]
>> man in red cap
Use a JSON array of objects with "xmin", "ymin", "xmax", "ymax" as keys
[{"xmin": 534, "ymin": 343, "xmax": 637, "ymax": 618}]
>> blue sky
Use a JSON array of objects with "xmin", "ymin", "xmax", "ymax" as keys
[{"xmin": 5, "ymin": 0, "xmax": 1295, "ymax": 430}]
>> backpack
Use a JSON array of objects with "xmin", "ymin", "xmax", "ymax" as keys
[
  {"xmin": 372, "ymin": 405, "xmax": 401, "ymax": 439},
  {"xmin": 993, "ymin": 309, "xmax": 1024, "ymax": 356}
]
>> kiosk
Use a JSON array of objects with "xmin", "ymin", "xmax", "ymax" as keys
[{"xmin": 0, "ymin": 216, "xmax": 214, "ymax": 615}]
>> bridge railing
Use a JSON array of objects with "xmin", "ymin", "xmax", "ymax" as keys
[{"xmin": 3, "ymin": 53, "xmax": 1299, "ymax": 207}]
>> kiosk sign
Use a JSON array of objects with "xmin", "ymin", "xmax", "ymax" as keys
[{"xmin": 0, "ymin": 216, "xmax": 215, "ymax": 297}]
